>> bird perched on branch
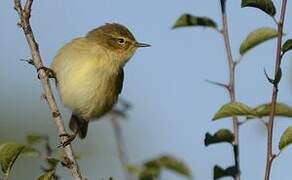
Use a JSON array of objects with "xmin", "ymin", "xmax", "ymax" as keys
[{"xmin": 51, "ymin": 23, "xmax": 150, "ymax": 146}]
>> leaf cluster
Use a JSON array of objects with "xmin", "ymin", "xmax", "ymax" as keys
[
  {"xmin": 128, "ymin": 155, "xmax": 192, "ymax": 180},
  {"xmin": 0, "ymin": 133, "xmax": 63, "ymax": 180},
  {"xmin": 173, "ymin": 0, "xmax": 292, "ymax": 179}
]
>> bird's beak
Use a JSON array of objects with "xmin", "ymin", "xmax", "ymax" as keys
[{"xmin": 135, "ymin": 42, "xmax": 151, "ymax": 48}]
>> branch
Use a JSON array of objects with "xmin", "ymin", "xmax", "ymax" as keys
[
  {"xmin": 110, "ymin": 100, "xmax": 132, "ymax": 180},
  {"xmin": 110, "ymin": 117, "xmax": 132, "ymax": 180},
  {"xmin": 264, "ymin": 1, "xmax": 288, "ymax": 180},
  {"xmin": 205, "ymin": 79, "xmax": 229, "ymax": 90},
  {"xmin": 13, "ymin": 1, "xmax": 83, "ymax": 179},
  {"xmin": 219, "ymin": 1, "xmax": 240, "ymax": 179}
]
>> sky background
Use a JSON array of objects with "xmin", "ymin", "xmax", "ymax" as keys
[{"xmin": 1, "ymin": 0, "xmax": 292, "ymax": 179}]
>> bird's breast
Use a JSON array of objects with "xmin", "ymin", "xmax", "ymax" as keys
[{"xmin": 58, "ymin": 61, "xmax": 121, "ymax": 120}]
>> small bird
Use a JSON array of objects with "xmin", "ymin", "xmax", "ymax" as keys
[{"xmin": 51, "ymin": 23, "xmax": 149, "ymax": 145}]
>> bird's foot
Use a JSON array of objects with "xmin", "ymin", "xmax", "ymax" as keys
[
  {"xmin": 37, "ymin": 66, "xmax": 56, "ymax": 79},
  {"xmin": 58, "ymin": 132, "xmax": 78, "ymax": 148}
]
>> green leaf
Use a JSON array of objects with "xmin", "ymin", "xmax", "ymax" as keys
[
  {"xmin": 204, "ymin": 129, "xmax": 234, "ymax": 146},
  {"xmin": 215, "ymin": 102, "xmax": 292, "ymax": 120},
  {"xmin": 282, "ymin": 39, "xmax": 292, "ymax": 54},
  {"xmin": 0, "ymin": 143, "xmax": 25, "ymax": 176},
  {"xmin": 241, "ymin": 0, "xmax": 276, "ymax": 16},
  {"xmin": 127, "ymin": 165, "xmax": 142, "ymax": 176},
  {"xmin": 159, "ymin": 156, "xmax": 192, "ymax": 178},
  {"xmin": 46, "ymin": 157, "xmax": 60, "ymax": 169},
  {"xmin": 37, "ymin": 170, "xmax": 55, "ymax": 180},
  {"xmin": 140, "ymin": 155, "xmax": 191, "ymax": 179},
  {"xmin": 254, "ymin": 103, "xmax": 292, "ymax": 118},
  {"xmin": 26, "ymin": 133, "xmax": 47, "ymax": 145},
  {"xmin": 279, "ymin": 127, "xmax": 292, "ymax": 150},
  {"xmin": 21, "ymin": 146, "xmax": 39, "ymax": 157},
  {"xmin": 239, "ymin": 27, "xmax": 278, "ymax": 55},
  {"xmin": 213, "ymin": 102, "xmax": 256, "ymax": 120},
  {"xmin": 172, "ymin": 14, "xmax": 217, "ymax": 29},
  {"xmin": 139, "ymin": 169, "xmax": 160, "ymax": 180},
  {"xmin": 214, "ymin": 165, "xmax": 237, "ymax": 179},
  {"xmin": 139, "ymin": 161, "xmax": 160, "ymax": 180}
]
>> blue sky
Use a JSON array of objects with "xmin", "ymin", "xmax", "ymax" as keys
[{"xmin": 1, "ymin": 0, "xmax": 292, "ymax": 179}]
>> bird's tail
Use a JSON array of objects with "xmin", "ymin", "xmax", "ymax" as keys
[{"xmin": 69, "ymin": 114, "xmax": 89, "ymax": 139}]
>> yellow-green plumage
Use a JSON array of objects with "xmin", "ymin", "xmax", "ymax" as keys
[
  {"xmin": 52, "ymin": 37, "xmax": 123, "ymax": 119},
  {"xmin": 51, "ymin": 23, "xmax": 149, "ymax": 138}
]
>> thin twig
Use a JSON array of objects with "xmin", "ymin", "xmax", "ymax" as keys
[
  {"xmin": 215, "ymin": 28, "xmax": 223, "ymax": 35},
  {"xmin": 264, "ymin": 1, "xmax": 288, "ymax": 180},
  {"xmin": 272, "ymin": 16, "xmax": 278, "ymax": 26},
  {"xmin": 13, "ymin": 1, "xmax": 83, "ymax": 179},
  {"xmin": 205, "ymin": 79, "xmax": 229, "ymax": 90},
  {"xmin": 109, "ymin": 99, "xmax": 132, "ymax": 180},
  {"xmin": 259, "ymin": 119, "xmax": 268, "ymax": 128},
  {"xmin": 219, "ymin": 1, "xmax": 240, "ymax": 179},
  {"xmin": 234, "ymin": 56, "xmax": 243, "ymax": 66},
  {"xmin": 110, "ymin": 113, "xmax": 132, "ymax": 180}
]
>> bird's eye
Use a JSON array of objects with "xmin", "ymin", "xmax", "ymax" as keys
[{"xmin": 117, "ymin": 38, "xmax": 126, "ymax": 44}]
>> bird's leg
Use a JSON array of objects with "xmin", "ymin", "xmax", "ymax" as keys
[
  {"xmin": 20, "ymin": 59, "xmax": 56, "ymax": 80},
  {"xmin": 58, "ymin": 131, "xmax": 78, "ymax": 148},
  {"xmin": 37, "ymin": 66, "xmax": 56, "ymax": 80}
]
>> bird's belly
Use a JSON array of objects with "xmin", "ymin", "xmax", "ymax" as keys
[{"xmin": 59, "ymin": 68, "xmax": 119, "ymax": 120}]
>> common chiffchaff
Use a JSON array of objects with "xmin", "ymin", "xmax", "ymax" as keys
[{"xmin": 51, "ymin": 23, "xmax": 149, "ymax": 141}]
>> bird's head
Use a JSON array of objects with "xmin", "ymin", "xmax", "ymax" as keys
[{"xmin": 86, "ymin": 23, "xmax": 150, "ymax": 66}]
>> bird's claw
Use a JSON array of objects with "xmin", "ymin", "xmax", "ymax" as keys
[
  {"xmin": 58, "ymin": 132, "xmax": 77, "ymax": 148},
  {"xmin": 37, "ymin": 66, "xmax": 56, "ymax": 79}
]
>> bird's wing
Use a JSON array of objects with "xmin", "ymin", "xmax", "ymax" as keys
[{"xmin": 117, "ymin": 68, "xmax": 124, "ymax": 94}]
